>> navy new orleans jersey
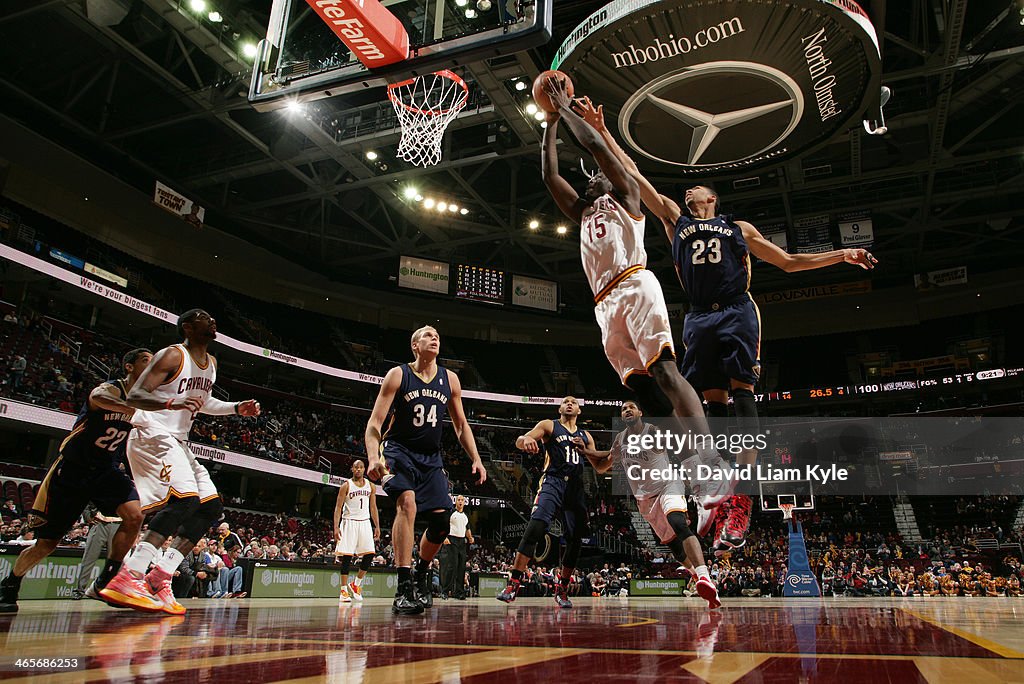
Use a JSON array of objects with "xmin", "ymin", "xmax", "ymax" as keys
[
  {"xmin": 530, "ymin": 420, "xmax": 590, "ymax": 540},
  {"xmin": 60, "ymin": 378, "xmax": 134, "ymax": 465},
  {"xmin": 541, "ymin": 420, "xmax": 585, "ymax": 481},
  {"xmin": 30, "ymin": 378, "xmax": 140, "ymax": 539},
  {"xmin": 671, "ymin": 214, "xmax": 751, "ymax": 309},
  {"xmin": 384, "ymin": 363, "xmax": 451, "ymax": 462}
]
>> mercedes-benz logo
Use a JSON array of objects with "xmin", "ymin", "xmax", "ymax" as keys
[{"xmin": 619, "ymin": 61, "xmax": 804, "ymax": 169}]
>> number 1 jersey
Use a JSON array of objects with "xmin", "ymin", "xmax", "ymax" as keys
[{"xmin": 384, "ymin": 363, "xmax": 451, "ymax": 458}]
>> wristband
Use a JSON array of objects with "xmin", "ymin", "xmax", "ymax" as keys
[
  {"xmin": 165, "ymin": 398, "xmax": 174, "ymax": 410},
  {"xmin": 234, "ymin": 402, "xmax": 240, "ymax": 414}
]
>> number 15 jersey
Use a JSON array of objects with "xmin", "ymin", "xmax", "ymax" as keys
[
  {"xmin": 580, "ymin": 193, "xmax": 648, "ymax": 301},
  {"xmin": 384, "ymin": 363, "xmax": 451, "ymax": 460}
]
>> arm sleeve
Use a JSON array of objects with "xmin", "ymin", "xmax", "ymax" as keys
[{"xmin": 199, "ymin": 397, "xmax": 239, "ymax": 416}]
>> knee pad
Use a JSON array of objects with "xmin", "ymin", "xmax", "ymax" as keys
[
  {"xmin": 424, "ymin": 510, "xmax": 449, "ymax": 544},
  {"xmin": 517, "ymin": 518, "xmax": 549, "ymax": 557},
  {"xmin": 706, "ymin": 401, "xmax": 729, "ymax": 419},
  {"xmin": 560, "ymin": 534, "xmax": 582, "ymax": 571},
  {"xmin": 667, "ymin": 536, "xmax": 687, "ymax": 563},
  {"xmin": 667, "ymin": 511, "xmax": 695, "ymax": 543},
  {"xmin": 147, "ymin": 495, "xmax": 201, "ymax": 538},
  {"xmin": 359, "ymin": 554, "xmax": 374, "ymax": 572},
  {"xmin": 731, "ymin": 388, "xmax": 759, "ymax": 434},
  {"xmin": 179, "ymin": 496, "xmax": 224, "ymax": 545},
  {"xmin": 626, "ymin": 373, "xmax": 672, "ymax": 417},
  {"xmin": 338, "ymin": 555, "xmax": 352, "ymax": 574}
]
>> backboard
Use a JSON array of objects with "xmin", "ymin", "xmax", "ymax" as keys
[
  {"xmin": 249, "ymin": 0, "xmax": 552, "ymax": 111},
  {"xmin": 759, "ymin": 479, "xmax": 815, "ymax": 513}
]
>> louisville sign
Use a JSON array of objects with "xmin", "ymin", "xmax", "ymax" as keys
[{"xmin": 552, "ymin": 0, "xmax": 881, "ymax": 176}]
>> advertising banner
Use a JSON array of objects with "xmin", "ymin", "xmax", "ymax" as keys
[
  {"xmin": 630, "ymin": 578, "xmax": 686, "ymax": 596},
  {"xmin": 512, "ymin": 274, "xmax": 558, "ymax": 312},
  {"xmin": 398, "ymin": 256, "xmax": 450, "ymax": 294}
]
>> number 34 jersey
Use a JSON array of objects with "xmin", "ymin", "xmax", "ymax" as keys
[
  {"xmin": 580, "ymin": 193, "xmax": 648, "ymax": 300},
  {"xmin": 59, "ymin": 378, "xmax": 134, "ymax": 467},
  {"xmin": 384, "ymin": 363, "xmax": 451, "ymax": 458}
]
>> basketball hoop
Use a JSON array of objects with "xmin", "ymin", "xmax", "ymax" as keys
[
  {"xmin": 387, "ymin": 70, "xmax": 469, "ymax": 167},
  {"xmin": 780, "ymin": 503, "xmax": 795, "ymax": 521}
]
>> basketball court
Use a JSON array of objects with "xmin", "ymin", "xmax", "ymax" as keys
[{"xmin": 2, "ymin": 597, "xmax": 1022, "ymax": 682}]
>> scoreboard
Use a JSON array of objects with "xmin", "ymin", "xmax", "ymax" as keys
[
  {"xmin": 455, "ymin": 264, "xmax": 504, "ymax": 305},
  {"xmin": 756, "ymin": 367, "xmax": 1023, "ymax": 402}
]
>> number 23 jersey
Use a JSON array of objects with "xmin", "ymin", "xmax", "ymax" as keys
[
  {"xmin": 60, "ymin": 378, "xmax": 134, "ymax": 466},
  {"xmin": 671, "ymin": 214, "xmax": 751, "ymax": 309}
]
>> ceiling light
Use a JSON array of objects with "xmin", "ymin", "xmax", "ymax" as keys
[
  {"xmin": 403, "ymin": 186, "xmax": 418, "ymax": 199},
  {"xmin": 365, "ymin": 150, "xmax": 378, "ymax": 160},
  {"xmin": 423, "ymin": 198, "xmax": 435, "ymax": 209},
  {"xmin": 556, "ymin": 225, "xmax": 567, "ymax": 235},
  {"xmin": 525, "ymin": 103, "xmax": 538, "ymax": 115},
  {"xmin": 456, "ymin": 0, "xmax": 468, "ymax": 5},
  {"xmin": 460, "ymin": 208, "xmax": 469, "ymax": 215},
  {"xmin": 190, "ymin": 0, "xmax": 206, "ymax": 12},
  {"xmin": 477, "ymin": 0, "xmax": 492, "ymax": 10},
  {"xmin": 285, "ymin": 100, "xmax": 305, "ymax": 114},
  {"xmin": 437, "ymin": 201, "xmax": 448, "ymax": 212},
  {"xmin": 242, "ymin": 43, "xmax": 258, "ymax": 58},
  {"xmin": 415, "ymin": 194, "xmax": 423, "ymax": 201},
  {"xmin": 528, "ymin": 220, "xmax": 539, "ymax": 230},
  {"xmin": 448, "ymin": 204, "xmax": 458, "ymax": 213},
  {"xmin": 514, "ymin": 80, "xmax": 527, "ymax": 91},
  {"xmin": 208, "ymin": 11, "xmax": 223, "ymax": 22},
  {"xmin": 534, "ymin": 110, "xmax": 545, "ymax": 121},
  {"xmin": 465, "ymin": 8, "xmax": 477, "ymax": 19},
  {"xmin": 541, "ymin": 121, "xmax": 548, "ymax": 128}
]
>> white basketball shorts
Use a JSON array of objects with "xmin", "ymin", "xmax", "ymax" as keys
[
  {"xmin": 335, "ymin": 518, "xmax": 374, "ymax": 557},
  {"xmin": 594, "ymin": 269, "xmax": 675, "ymax": 384},
  {"xmin": 126, "ymin": 427, "xmax": 218, "ymax": 511},
  {"xmin": 636, "ymin": 494, "xmax": 689, "ymax": 544}
]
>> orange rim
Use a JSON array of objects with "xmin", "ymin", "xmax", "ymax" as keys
[{"xmin": 388, "ymin": 70, "xmax": 469, "ymax": 117}]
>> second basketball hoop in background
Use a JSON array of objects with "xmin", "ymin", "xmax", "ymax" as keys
[
  {"xmin": 388, "ymin": 70, "xmax": 469, "ymax": 167},
  {"xmin": 532, "ymin": 70, "xmax": 574, "ymax": 113}
]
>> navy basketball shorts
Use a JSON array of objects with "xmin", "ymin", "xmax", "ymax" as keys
[
  {"xmin": 29, "ymin": 454, "xmax": 138, "ymax": 540},
  {"xmin": 680, "ymin": 296, "xmax": 762, "ymax": 391},
  {"xmin": 380, "ymin": 441, "xmax": 453, "ymax": 512},
  {"xmin": 531, "ymin": 475, "xmax": 590, "ymax": 541}
]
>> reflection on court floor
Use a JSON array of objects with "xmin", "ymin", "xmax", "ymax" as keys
[{"xmin": 1, "ymin": 597, "xmax": 1022, "ymax": 682}]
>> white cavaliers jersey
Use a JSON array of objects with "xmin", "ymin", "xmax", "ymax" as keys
[
  {"xmin": 580, "ymin": 193, "xmax": 648, "ymax": 299},
  {"xmin": 614, "ymin": 423, "xmax": 675, "ymax": 499},
  {"xmin": 342, "ymin": 479, "xmax": 372, "ymax": 521},
  {"xmin": 131, "ymin": 344, "xmax": 217, "ymax": 441}
]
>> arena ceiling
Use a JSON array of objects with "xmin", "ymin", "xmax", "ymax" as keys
[{"xmin": 1, "ymin": 0, "xmax": 1023, "ymax": 310}]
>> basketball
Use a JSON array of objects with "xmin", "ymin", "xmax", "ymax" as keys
[{"xmin": 532, "ymin": 70, "xmax": 574, "ymax": 113}]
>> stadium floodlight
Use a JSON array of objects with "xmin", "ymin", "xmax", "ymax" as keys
[
  {"xmin": 423, "ymin": 198, "xmax": 436, "ymax": 209},
  {"xmin": 403, "ymin": 186, "xmax": 418, "ymax": 199},
  {"xmin": 525, "ymin": 103, "xmax": 538, "ymax": 116},
  {"xmin": 242, "ymin": 43, "xmax": 258, "ymax": 58},
  {"xmin": 365, "ymin": 150, "xmax": 378, "ymax": 161},
  {"xmin": 528, "ymin": 220, "xmax": 540, "ymax": 230},
  {"xmin": 556, "ymin": 225, "xmax": 567, "ymax": 235},
  {"xmin": 437, "ymin": 201, "xmax": 448, "ymax": 212},
  {"xmin": 208, "ymin": 11, "xmax": 223, "ymax": 22},
  {"xmin": 190, "ymin": 0, "xmax": 206, "ymax": 12}
]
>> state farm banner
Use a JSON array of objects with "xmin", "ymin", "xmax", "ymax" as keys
[
  {"xmin": 837, "ymin": 210, "xmax": 873, "ymax": 246},
  {"xmin": 915, "ymin": 266, "xmax": 967, "ymax": 290},
  {"xmin": 793, "ymin": 214, "xmax": 833, "ymax": 254},
  {"xmin": 512, "ymin": 274, "xmax": 558, "ymax": 312},
  {"xmin": 398, "ymin": 256, "xmax": 450, "ymax": 294},
  {"xmin": 154, "ymin": 181, "xmax": 205, "ymax": 228},
  {"xmin": 759, "ymin": 222, "xmax": 789, "ymax": 252}
]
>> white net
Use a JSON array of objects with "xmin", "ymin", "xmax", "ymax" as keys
[
  {"xmin": 780, "ymin": 503, "xmax": 795, "ymax": 520},
  {"xmin": 388, "ymin": 70, "xmax": 469, "ymax": 167}
]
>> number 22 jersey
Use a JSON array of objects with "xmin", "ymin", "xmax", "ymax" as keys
[{"xmin": 60, "ymin": 378, "xmax": 134, "ymax": 466}]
